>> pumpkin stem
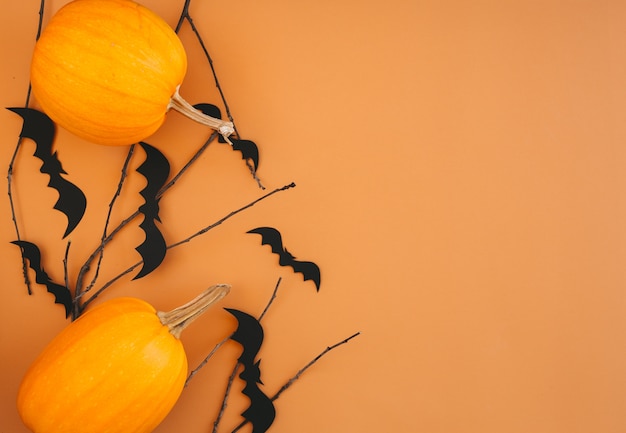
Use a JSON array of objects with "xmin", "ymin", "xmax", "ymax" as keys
[
  {"xmin": 157, "ymin": 284, "xmax": 230, "ymax": 338},
  {"xmin": 168, "ymin": 86, "xmax": 235, "ymax": 142}
]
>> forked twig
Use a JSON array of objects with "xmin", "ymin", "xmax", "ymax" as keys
[{"xmin": 174, "ymin": 0, "xmax": 191, "ymax": 33}]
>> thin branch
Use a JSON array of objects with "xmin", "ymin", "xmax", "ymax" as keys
[
  {"xmin": 35, "ymin": 0, "xmax": 45, "ymax": 38},
  {"xmin": 159, "ymin": 131, "xmax": 218, "ymax": 197},
  {"xmin": 74, "ymin": 208, "xmax": 141, "ymax": 304},
  {"xmin": 63, "ymin": 240, "xmax": 71, "ymax": 294},
  {"xmin": 23, "ymin": 0, "xmax": 45, "ymax": 105},
  {"xmin": 259, "ymin": 277, "xmax": 281, "ymax": 321},
  {"xmin": 211, "ymin": 355, "xmax": 240, "ymax": 433},
  {"xmin": 231, "ymin": 332, "xmax": 362, "ymax": 433},
  {"xmin": 79, "ymin": 260, "xmax": 140, "ymax": 306},
  {"xmin": 166, "ymin": 182, "xmax": 295, "ymax": 250},
  {"xmin": 79, "ymin": 183, "xmax": 296, "ymax": 312},
  {"xmin": 270, "ymin": 332, "xmax": 362, "ymax": 401},
  {"xmin": 186, "ymin": 333, "xmax": 233, "ymax": 387}
]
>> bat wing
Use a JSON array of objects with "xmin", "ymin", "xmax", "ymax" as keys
[
  {"xmin": 134, "ymin": 142, "xmax": 170, "ymax": 279},
  {"xmin": 230, "ymin": 138, "xmax": 259, "ymax": 172},
  {"xmin": 134, "ymin": 221, "xmax": 167, "ymax": 280},
  {"xmin": 291, "ymin": 259, "xmax": 321, "ymax": 292},
  {"xmin": 12, "ymin": 240, "xmax": 72, "ymax": 318},
  {"xmin": 225, "ymin": 308, "xmax": 264, "ymax": 364},
  {"xmin": 8, "ymin": 107, "xmax": 86, "ymax": 238},
  {"xmin": 240, "ymin": 361, "xmax": 276, "ymax": 433},
  {"xmin": 193, "ymin": 103, "xmax": 222, "ymax": 120},
  {"xmin": 225, "ymin": 309, "xmax": 276, "ymax": 433},
  {"xmin": 247, "ymin": 227, "xmax": 286, "ymax": 257},
  {"xmin": 136, "ymin": 142, "xmax": 170, "ymax": 204}
]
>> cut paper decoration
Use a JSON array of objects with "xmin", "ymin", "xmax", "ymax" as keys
[
  {"xmin": 247, "ymin": 227, "xmax": 321, "ymax": 291},
  {"xmin": 134, "ymin": 142, "xmax": 170, "ymax": 279},
  {"xmin": 11, "ymin": 240, "xmax": 72, "ymax": 318},
  {"xmin": 7, "ymin": 107, "xmax": 86, "ymax": 238},
  {"xmin": 230, "ymin": 138, "xmax": 260, "ymax": 172},
  {"xmin": 193, "ymin": 103, "xmax": 222, "ymax": 120},
  {"xmin": 225, "ymin": 308, "xmax": 276, "ymax": 433}
]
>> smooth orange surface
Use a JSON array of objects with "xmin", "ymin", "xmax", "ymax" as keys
[{"xmin": 2, "ymin": 1, "xmax": 626, "ymax": 433}]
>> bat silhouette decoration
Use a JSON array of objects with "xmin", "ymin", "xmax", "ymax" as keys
[
  {"xmin": 11, "ymin": 240, "xmax": 72, "ymax": 318},
  {"xmin": 133, "ymin": 142, "xmax": 170, "ymax": 279},
  {"xmin": 225, "ymin": 308, "xmax": 276, "ymax": 433},
  {"xmin": 193, "ymin": 103, "xmax": 222, "ymax": 120},
  {"xmin": 227, "ymin": 137, "xmax": 259, "ymax": 172},
  {"xmin": 247, "ymin": 227, "xmax": 321, "ymax": 291},
  {"xmin": 7, "ymin": 107, "xmax": 86, "ymax": 238},
  {"xmin": 195, "ymin": 103, "xmax": 260, "ymax": 172}
]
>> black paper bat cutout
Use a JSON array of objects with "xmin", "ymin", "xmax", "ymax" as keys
[
  {"xmin": 229, "ymin": 138, "xmax": 260, "ymax": 172},
  {"xmin": 11, "ymin": 240, "xmax": 72, "ymax": 318},
  {"xmin": 7, "ymin": 107, "xmax": 87, "ymax": 238},
  {"xmin": 133, "ymin": 142, "xmax": 170, "ymax": 279},
  {"xmin": 194, "ymin": 103, "xmax": 222, "ymax": 120},
  {"xmin": 194, "ymin": 103, "xmax": 260, "ymax": 171},
  {"xmin": 225, "ymin": 308, "xmax": 276, "ymax": 433},
  {"xmin": 247, "ymin": 227, "xmax": 321, "ymax": 291}
]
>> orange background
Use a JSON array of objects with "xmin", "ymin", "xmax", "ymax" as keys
[{"xmin": 2, "ymin": 1, "xmax": 626, "ymax": 432}]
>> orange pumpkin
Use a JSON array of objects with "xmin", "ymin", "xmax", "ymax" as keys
[
  {"xmin": 30, "ymin": 0, "xmax": 233, "ymax": 146},
  {"xmin": 17, "ymin": 284, "xmax": 230, "ymax": 433}
]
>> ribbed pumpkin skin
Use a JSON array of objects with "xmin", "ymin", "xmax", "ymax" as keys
[
  {"xmin": 30, "ymin": 0, "xmax": 187, "ymax": 146},
  {"xmin": 17, "ymin": 297, "xmax": 188, "ymax": 433}
]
